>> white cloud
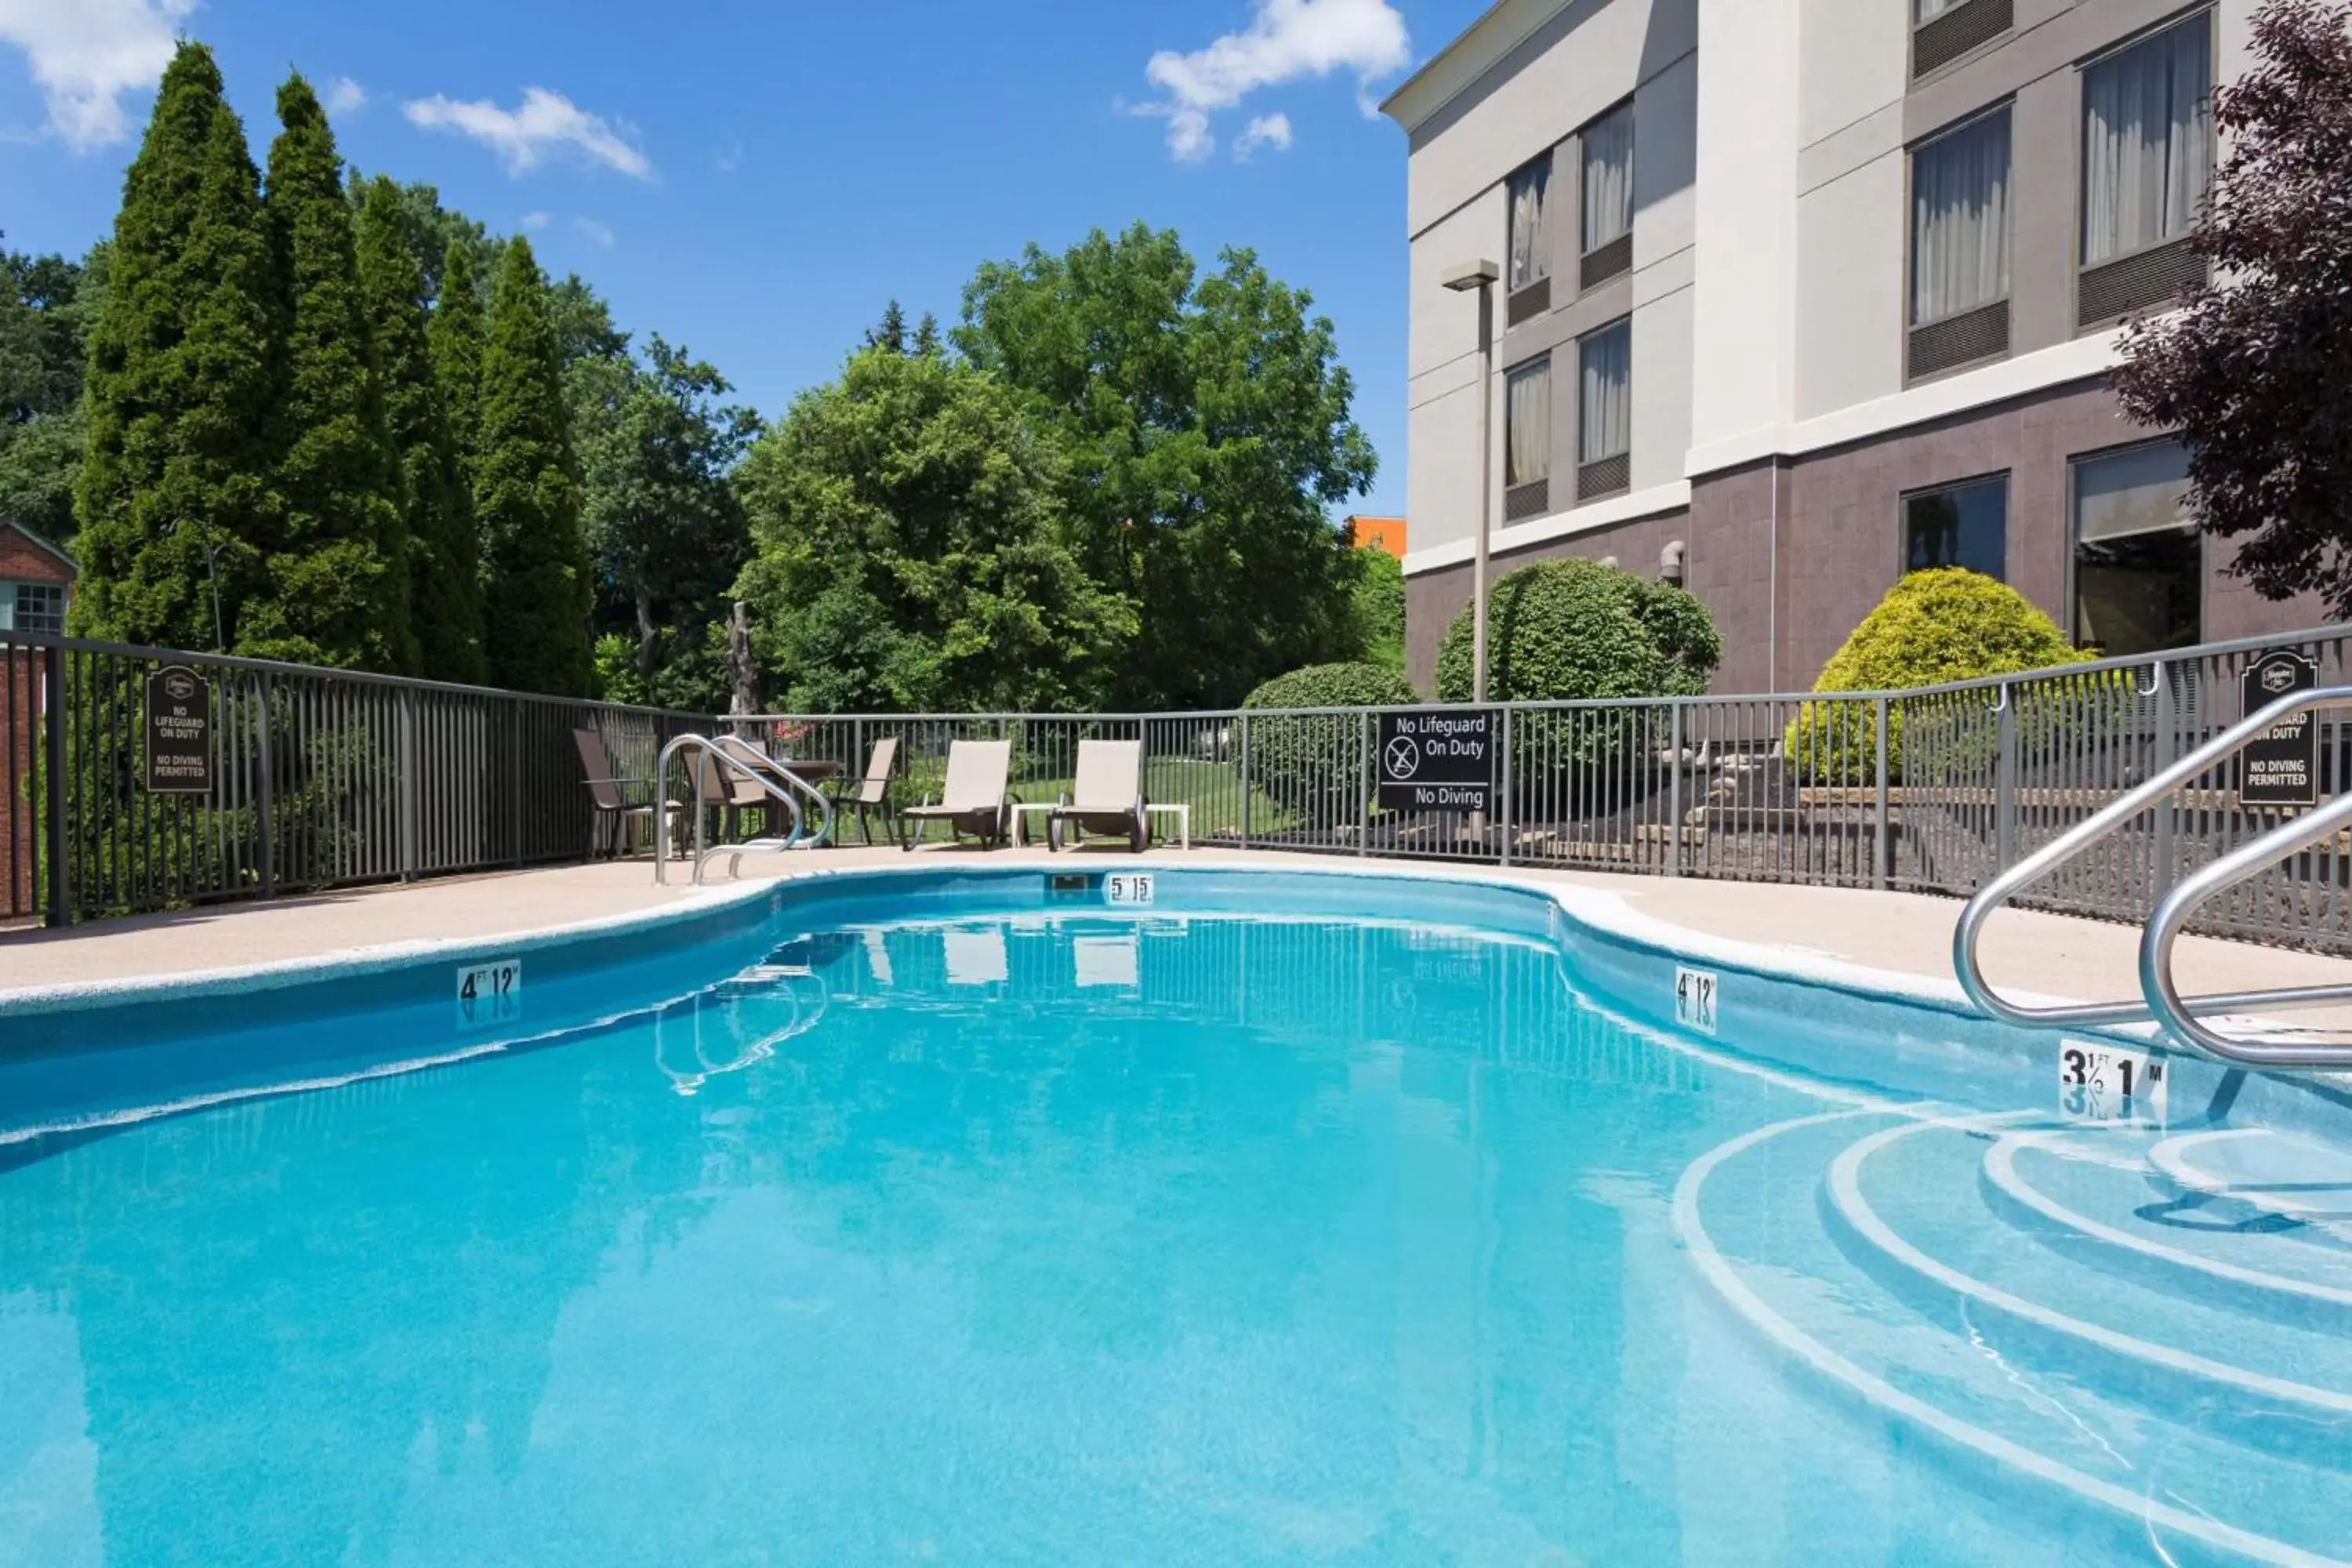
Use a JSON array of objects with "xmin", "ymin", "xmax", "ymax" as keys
[
  {"xmin": 520, "ymin": 209, "xmax": 550, "ymax": 230},
  {"xmin": 713, "ymin": 141, "xmax": 742, "ymax": 174},
  {"xmin": 0, "ymin": 0, "xmax": 193, "ymax": 148},
  {"xmin": 323, "ymin": 76, "xmax": 366, "ymax": 117},
  {"xmin": 571, "ymin": 216, "xmax": 613, "ymax": 248},
  {"xmin": 403, "ymin": 85, "xmax": 652, "ymax": 179},
  {"xmin": 1233, "ymin": 111, "xmax": 1292, "ymax": 160},
  {"xmin": 1139, "ymin": 0, "xmax": 1408, "ymax": 162}
]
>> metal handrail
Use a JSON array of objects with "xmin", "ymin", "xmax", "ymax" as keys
[
  {"xmin": 699, "ymin": 738, "xmax": 838, "ymax": 880},
  {"xmin": 1954, "ymin": 684, "xmax": 2352, "ymax": 1033},
  {"xmin": 2141, "ymin": 787, "xmax": 2352, "ymax": 1067},
  {"xmin": 652, "ymin": 735, "xmax": 833, "ymax": 884}
]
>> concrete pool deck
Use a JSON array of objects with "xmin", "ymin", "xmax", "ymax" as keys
[{"xmin": 2, "ymin": 844, "xmax": 2347, "ymax": 1033}]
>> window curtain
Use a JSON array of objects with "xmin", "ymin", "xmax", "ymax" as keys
[
  {"xmin": 2074, "ymin": 441, "xmax": 2191, "ymax": 542},
  {"xmin": 1506, "ymin": 359, "xmax": 1552, "ymax": 486},
  {"xmin": 1915, "ymin": 0, "xmax": 1965, "ymax": 20},
  {"xmin": 1578, "ymin": 321, "xmax": 1631, "ymax": 463},
  {"xmin": 1508, "ymin": 161, "xmax": 1550, "ymax": 290},
  {"xmin": 1581, "ymin": 106, "xmax": 1634, "ymax": 253},
  {"xmin": 2082, "ymin": 19, "xmax": 2212, "ymax": 264},
  {"xmin": 1911, "ymin": 109, "xmax": 2010, "ymax": 325}
]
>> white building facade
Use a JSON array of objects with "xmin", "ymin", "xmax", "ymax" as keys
[{"xmin": 1384, "ymin": 0, "xmax": 2317, "ymax": 694}]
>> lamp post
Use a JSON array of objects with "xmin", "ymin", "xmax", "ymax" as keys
[{"xmin": 1442, "ymin": 258, "xmax": 1500, "ymax": 703}]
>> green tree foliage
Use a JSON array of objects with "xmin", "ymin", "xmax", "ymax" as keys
[
  {"xmin": 0, "ymin": 244, "xmax": 100, "ymax": 544},
  {"xmin": 735, "ymin": 343, "xmax": 1135, "ymax": 713},
  {"xmin": 1436, "ymin": 557, "xmax": 1722, "ymax": 703},
  {"xmin": 474, "ymin": 237, "xmax": 593, "ymax": 695},
  {"xmin": 346, "ymin": 173, "xmax": 493, "ymax": 307},
  {"xmin": 1785, "ymin": 568, "xmax": 2094, "ymax": 779},
  {"xmin": 957, "ymin": 223, "xmax": 1377, "ymax": 709},
  {"xmin": 573, "ymin": 335, "xmax": 758, "ymax": 710},
  {"xmin": 242, "ymin": 74, "xmax": 413, "ymax": 673},
  {"xmin": 356, "ymin": 175, "xmax": 483, "ymax": 683},
  {"xmin": 430, "ymin": 240, "xmax": 487, "ymax": 497},
  {"xmin": 1349, "ymin": 547, "xmax": 1406, "ymax": 674},
  {"xmin": 73, "ymin": 42, "xmax": 277, "ymax": 651}
]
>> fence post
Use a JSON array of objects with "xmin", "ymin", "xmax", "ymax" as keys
[
  {"xmin": 1357, "ymin": 710, "xmax": 1370, "ymax": 857},
  {"xmin": 255, "ymin": 670, "xmax": 276, "ymax": 899},
  {"xmin": 1499, "ymin": 706, "xmax": 1514, "ymax": 867},
  {"xmin": 2151, "ymin": 663, "xmax": 2176, "ymax": 899},
  {"xmin": 1666, "ymin": 702, "xmax": 1683, "ymax": 878},
  {"xmin": 399, "ymin": 684, "xmax": 418, "ymax": 882},
  {"xmin": 1994, "ymin": 681, "xmax": 2018, "ymax": 873},
  {"xmin": 1873, "ymin": 694, "xmax": 1890, "ymax": 891},
  {"xmin": 1239, "ymin": 713, "xmax": 1251, "ymax": 849},
  {"xmin": 41, "ymin": 644, "xmax": 67, "ymax": 925},
  {"xmin": 510, "ymin": 697, "xmax": 524, "ymax": 868}
]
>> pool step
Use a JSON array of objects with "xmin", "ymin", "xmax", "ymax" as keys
[
  {"xmin": 1824, "ymin": 1115, "xmax": 2352, "ymax": 1463},
  {"xmin": 1680, "ymin": 1109, "xmax": 2352, "ymax": 1568}
]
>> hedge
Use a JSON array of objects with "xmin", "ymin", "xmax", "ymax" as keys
[{"xmin": 1242, "ymin": 662, "xmax": 1420, "ymax": 822}]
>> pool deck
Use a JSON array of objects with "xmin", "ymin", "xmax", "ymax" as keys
[{"xmin": 2, "ymin": 844, "xmax": 2347, "ymax": 1029}]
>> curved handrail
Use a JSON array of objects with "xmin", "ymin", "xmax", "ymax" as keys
[
  {"xmin": 1954, "ymin": 684, "xmax": 2352, "ymax": 1032},
  {"xmin": 2140, "ymin": 788, "xmax": 2352, "ymax": 1067},
  {"xmin": 697, "ymin": 736, "xmax": 837, "ymax": 880},
  {"xmin": 653, "ymin": 734, "xmax": 833, "ymax": 884}
]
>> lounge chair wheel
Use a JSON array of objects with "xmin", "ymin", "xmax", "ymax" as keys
[
  {"xmin": 1048, "ymin": 818, "xmax": 1064, "ymax": 852},
  {"xmin": 1130, "ymin": 813, "xmax": 1145, "ymax": 854}
]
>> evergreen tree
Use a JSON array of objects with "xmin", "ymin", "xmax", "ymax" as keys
[
  {"xmin": 862, "ymin": 299, "xmax": 908, "ymax": 354},
  {"xmin": 430, "ymin": 240, "xmax": 486, "ymax": 499},
  {"xmin": 72, "ymin": 42, "xmax": 276, "ymax": 651},
  {"xmin": 244, "ymin": 73, "xmax": 412, "ymax": 672},
  {"xmin": 474, "ymin": 237, "xmax": 592, "ymax": 695},
  {"xmin": 357, "ymin": 176, "xmax": 484, "ymax": 684}
]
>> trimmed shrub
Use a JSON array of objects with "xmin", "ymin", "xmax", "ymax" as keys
[
  {"xmin": 1785, "ymin": 568, "xmax": 2097, "ymax": 781},
  {"xmin": 1435, "ymin": 557, "xmax": 1722, "ymax": 704},
  {"xmin": 1243, "ymin": 662, "xmax": 1420, "ymax": 822},
  {"xmin": 1433, "ymin": 558, "xmax": 1722, "ymax": 770}
]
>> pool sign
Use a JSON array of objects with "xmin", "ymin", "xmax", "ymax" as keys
[
  {"xmin": 1674, "ymin": 965, "xmax": 1719, "ymax": 1034},
  {"xmin": 2058, "ymin": 1039, "xmax": 2166, "ymax": 1126},
  {"xmin": 1105, "ymin": 872, "xmax": 1156, "ymax": 906},
  {"xmin": 143, "ymin": 665, "xmax": 212, "ymax": 795},
  {"xmin": 455, "ymin": 957, "xmax": 524, "ymax": 1029},
  {"xmin": 1377, "ymin": 709, "xmax": 1496, "ymax": 813},
  {"xmin": 2238, "ymin": 650, "xmax": 2319, "ymax": 808}
]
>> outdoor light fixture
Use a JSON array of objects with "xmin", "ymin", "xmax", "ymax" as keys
[{"xmin": 1442, "ymin": 258, "xmax": 1501, "ymax": 708}]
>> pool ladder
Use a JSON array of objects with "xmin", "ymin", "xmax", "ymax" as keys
[
  {"xmin": 1954, "ymin": 683, "xmax": 2352, "ymax": 1069},
  {"xmin": 653, "ymin": 733, "xmax": 837, "ymax": 884}
]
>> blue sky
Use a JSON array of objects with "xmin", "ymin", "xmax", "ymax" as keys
[{"xmin": 2, "ymin": 0, "xmax": 1496, "ymax": 523}]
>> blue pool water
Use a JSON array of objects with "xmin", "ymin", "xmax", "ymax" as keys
[{"xmin": 2, "ymin": 868, "xmax": 2350, "ymax": 1566}]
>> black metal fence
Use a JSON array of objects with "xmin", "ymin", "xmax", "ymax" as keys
[
  {"xmin": 2, "ymin": 631, "xmax": 704, "ymax": 925},
  {"xmin": 5, "ymin": 623, "xmax": 2346, "ymax": 956}
]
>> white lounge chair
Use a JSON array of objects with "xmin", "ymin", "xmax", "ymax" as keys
[
  {"xmin": 1049, "ymin": 739, "xmax": 1147, "ymax": 852},
  {"xmin": 900, "ymin": 739, "xmax": 1014, "ymax": 851}
]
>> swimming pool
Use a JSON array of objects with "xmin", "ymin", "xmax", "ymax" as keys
[{"xmin": 2, "ymin": 866, "xmax": 2348, "ymax": 1566}]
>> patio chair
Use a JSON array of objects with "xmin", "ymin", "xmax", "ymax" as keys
[
  {"xmin": 696, "ymin": 735, "xmax": 788, "ymax": 841},
  {"xmin": 826, "ymin": 735, "xmax": 902, "ymax": 847},
  {"xmin": 574, "ymin": 728, "xmax": 670, "ymax": 858},
  {"xmin": 900, "ymin": 739, "xmax": 1014, "ymax": 851},
  {"xmin": 1048, "ymin": 739, "xmax": 1147, "ymax": 852}
]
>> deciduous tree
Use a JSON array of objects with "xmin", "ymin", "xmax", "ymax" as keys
[
  {"xmin": 2111, "ymin": 0, "xmax": 2352, "ymax": 613},
  {"xmin": 0, "ymin": 244, "xmax": 98, "ymax": 545},
  {"xmin": 957, "ymin": 223, "xmax": 1377, "ymax": 709},
  {"xmin": 734, "ymin": 344, "xmax": 1134, "ymax": 713}
]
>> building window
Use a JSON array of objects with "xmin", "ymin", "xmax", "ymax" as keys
[
  {"xmin": 1908, "ymin": 107, "xmax": 2011, "ymax": 376},
  {"xmin": 1504, "ymin": 357, "xmax": 1552, "ymax": 521},
  {"xmin": 0, "ymin": 581, "xmax": 65, "ymax": 635},
  {"xmin": 1577, "ymin": 318, "xmax": 1632, "ymax": 499},
  {"xmin": 1903, "ymin": 474, "xmax": 2007, "ymax": 579},
  {"xmin": 2082, "ymin": 16, "xmax": 2212, "ymax": 267},
  {"xmin": 2073, "ymin": 441, "xmax": 2201, "ymax": 655},
  {"xmin": 1912, "ymin": 0, "xmax": 2013, "ymax": 78},
  {"xmin": 1506, "ymin": 157, "xmax": 1552, "ymax": 293},
  {"xmin": 1579, "ymin": 103, "xmax": 1634, "ymax": 288}
]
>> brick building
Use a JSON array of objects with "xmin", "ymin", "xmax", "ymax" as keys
[
  {"xmin": 2, "ymin": 518, "xmax": 74, "ymax": 920},
  {"xmin": 1384, "ymin": 0, "xmax": 2320, "ymax": 695}
]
